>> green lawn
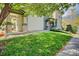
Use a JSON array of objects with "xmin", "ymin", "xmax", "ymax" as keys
[{"xmin": 0, "ymin": 31, "xmax": 72, "ymax": 56}]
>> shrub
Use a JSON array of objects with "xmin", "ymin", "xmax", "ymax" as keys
[
  {"xmin": 66, "ymin": 24, "xmax": 73, "ymax": 32},
  {"xmin": 50, "ymin": 29, "xmax": 62, "ymax": 32},
  {"xmin": 72, "ymin": 26, "xmax": 77, "ymax": 34}
]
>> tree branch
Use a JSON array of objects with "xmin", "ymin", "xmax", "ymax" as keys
[{"xmin": 0, "ymin": 3, "xmax": 12, "ymax": 26}]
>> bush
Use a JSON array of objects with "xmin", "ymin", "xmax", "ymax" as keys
[
  {"xmin": 72, "ymin": 26, "xmax": 77, "ymax": 34},
  {"xmin": 50, "ymin": 29, "xmax": 61, "ymax": 32},
  {"xmin": 50, "ymin": 28, "xmax": 68, "ymax": 33},
  {"xmin": 66, "ymin": 25, "xmax": 73, "ymax": 32},
  {"xmin": 65, "ymin": 25, "xmax": 77, "ymax": 34}
]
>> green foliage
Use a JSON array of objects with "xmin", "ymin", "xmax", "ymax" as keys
[
  {"xmin": 0, "ymin": 31, "xmax": 71, "ymax": 56},
  {"xmin": 11, "ymin": 3, "xmax": 72, "ymax": 16},
  {"xmin": 2, "ymin": 21, "xmax": 13, "ymax": 25},
  {"xmin": 50, "ymin": 28, "xmax": 70, "ymax": 34},
  {"xmin": 65, "ymin": 25, "xmax": 77, "ymax": 33},
  {"xmin": 0, "ymin": 3, "xmax": 72, "ymax": 16},
  {"xmin": 66, "ymin": 24, "xmax": 73, "ymax": 32},
  {"xmin": 0, "ymin": 4, "xmax": 4, "ymax": 10},
  {"xmin": 72, "ymin": 26, "xmax": 77, "ymax": 33},
  {"xmin": 50, "ymin": 29, "xmax": 63, "ymax": 32}
]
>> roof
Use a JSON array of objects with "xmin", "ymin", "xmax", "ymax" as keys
[{"xmin": 11, "ymin": 9, "xmax": 25, "ymax": 15}]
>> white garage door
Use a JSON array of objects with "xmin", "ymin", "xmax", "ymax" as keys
[{"xmin": 27, "ymin": 15, "xmax": 44, "ymax": 31}]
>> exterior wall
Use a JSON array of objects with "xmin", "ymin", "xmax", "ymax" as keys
[
  {"xmin": 3, "ymin": 13, "xmax": 47, "ymax": 32},
  {"xmin": 23, "ymin": 17, "xmax": 28, "ymax": 32},
  {"xmin": 4, "ymin": 13, "xmax": 24, "ymax": 32},
  {"xmin": 27, "ymin": 15, "xmax": 45, "ymax": 31},
  {"xmin": 53, "ymin": 10, "xmax": 62, "ymax": 30}
]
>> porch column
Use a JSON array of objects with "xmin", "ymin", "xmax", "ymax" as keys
[
  {"xmin": 16, "ymin": 15, "xmax": 24, "ymax": 32},
  {"xmin": 52, "ymin": 10, "xmax": 62, "ymax": 30}
]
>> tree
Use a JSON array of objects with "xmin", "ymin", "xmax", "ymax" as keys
[
  {"xmin": 11, "ymin": 3, "xmax": 73, "ymax": 16},
  {"xmin": 0, "ymin": 3, "xmax": 73, "ymax": 26},
  {"xmin": 0, "ymin": 3, "xmax": 11, "ymax": 25}
]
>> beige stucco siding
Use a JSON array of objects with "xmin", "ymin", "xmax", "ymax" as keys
[{"xmin": 4, "ymin": 13, "xmax": 24, "ymax": 32}]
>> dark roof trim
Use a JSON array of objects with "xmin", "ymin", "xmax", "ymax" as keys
[{"xmin": 11, "ymin": 9, "xmax": 25, "ymax": 15}]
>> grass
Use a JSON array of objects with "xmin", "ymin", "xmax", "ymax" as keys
[{"xmin": 0, "ymin": 31, "xmax": 72, "ymax": 56}]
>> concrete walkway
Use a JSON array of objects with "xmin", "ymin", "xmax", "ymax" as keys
[
  {"xmin": 0, "ymin": 30, "xmax": 49, "ymax": 40},
  {"xmin": 57, "ymin": 36, "xmax": 79, "ymax": 56}
]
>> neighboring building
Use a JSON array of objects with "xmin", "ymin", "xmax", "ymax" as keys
[{"xmin": 62, "ymin": 4, "xmax": 79, "ymax": 33}]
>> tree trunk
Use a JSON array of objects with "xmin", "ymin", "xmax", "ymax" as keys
[{"xmin": 0, "ymin": 3, "xmax": 11, "ymax": 26}]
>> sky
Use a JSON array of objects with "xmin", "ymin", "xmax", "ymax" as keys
[{"xmin": 62, "ymin": 4, "xmax": 79, "ymax": 20}]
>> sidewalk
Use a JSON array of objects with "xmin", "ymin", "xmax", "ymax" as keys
[
  {"xmin": 57, "ymin": 34, "xmax": 79, "ymax": 56},
  {"xmin": 0, "ymin": 30, "xmax": 49, "ymax": 40}
]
